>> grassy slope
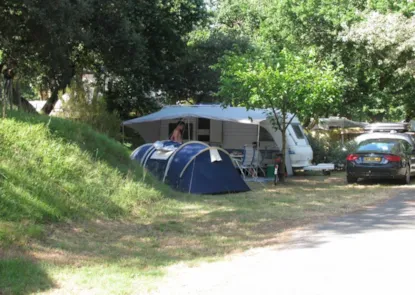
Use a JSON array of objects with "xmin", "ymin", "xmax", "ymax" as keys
[
  {"xmin": 0, "ymin": 111, "xmax": 403, "ymax": 295},
  {"xmin": 0, "ymin": 111, "xmax": 166, "ymax": 223},
  {"xmin": 0, "ymin": 111, "xmax": 171, "ymax": 247}
]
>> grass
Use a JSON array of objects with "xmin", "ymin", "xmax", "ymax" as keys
[{"xmin": 0, "ymin": 110, "xmax": 406, "ymax": 294}]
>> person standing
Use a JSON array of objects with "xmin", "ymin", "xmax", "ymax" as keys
[{"xmin": 170, "ymin": 121, "xmax": 185, "ymax": 144}]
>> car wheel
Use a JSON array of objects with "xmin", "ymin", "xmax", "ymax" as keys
[
  {"xmin": 347, "ymin": 175, "xmax": 358, "ymax": 184},
  {"xmin": 402, "ymin": 165, "xmax": 411, "ymax": 185}
]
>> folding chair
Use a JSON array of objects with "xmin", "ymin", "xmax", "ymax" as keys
[
  {"xmin": 235, "ymin": 145, "xmax": 265, "ymax": 180},
  {"xmin": 252, "ymin": 148, "xmax": 266, "ymax": 177}
]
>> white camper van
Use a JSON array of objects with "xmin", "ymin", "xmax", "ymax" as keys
[{"xmin": 123, "ymin": 105, "xmax": 325, "ymax": 174}]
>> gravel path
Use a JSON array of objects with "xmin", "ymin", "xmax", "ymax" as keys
[{"xmin": 150, "ymin": 189, "xmax": 415, "ymax": 295}]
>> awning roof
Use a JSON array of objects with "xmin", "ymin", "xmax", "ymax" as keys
[
  {"xmin": 312, "ymin": 117, "xmax": 367, "ymax": 130},
  {"xmin": 123, "ymin": 105, "xmax": 294, "ymax": 126}
]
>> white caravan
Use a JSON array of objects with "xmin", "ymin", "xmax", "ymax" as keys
[{"xmin": 123, "ymin": 105, "xmax": 331, "ymax": 175}]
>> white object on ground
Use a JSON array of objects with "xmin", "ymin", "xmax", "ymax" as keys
[{"xmin": 303, "ymin": 163, "xmax": 335, "ymax": 171}]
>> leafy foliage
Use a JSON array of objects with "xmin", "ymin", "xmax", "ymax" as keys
[
  {"xmin": 342, "ymin": 11, "xmax": 415, "ymax": 120},
  {"xmin": 217, "ymin": 47, "xmax": 342, "ymax": 122},
  {"xmin": 165, "ymin": 29, "xmax": 251, "ymax": 104},
  {"xmin": 59, "ymin": 78, "xmax": 121, "ymax": 139},
  {"xmin": 307, "ymin": 134, "xmax": 357, "ymax": 167},
  {"xmin": 259, "ymin": 0, "xmax": 415, "ymax": 121}
]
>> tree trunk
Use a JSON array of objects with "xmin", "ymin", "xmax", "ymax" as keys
[
  {"xmin": 280, "ymin": 110, "xmax": 287, "ymax": 182},
  {"xmin": 0, "ymin": 77, "xmax": 4, "ymax": 118},
  {"xmin": 41, "ymin": 88, "xmax": 59, "ymax": 114}
]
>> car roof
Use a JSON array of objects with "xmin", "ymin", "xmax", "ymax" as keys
[{"xmin": 355, "ymin": 133, "xmax": 415, "ymax": 145}]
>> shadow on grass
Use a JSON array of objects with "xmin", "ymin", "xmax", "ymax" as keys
[{"xmin": 0, "ymin": 257, "xmax": 54, "ymax": 295}]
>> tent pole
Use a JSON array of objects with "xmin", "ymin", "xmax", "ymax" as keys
[{"xmin": 189, "ymin": 160, "xmax": 196, "ymax": 193}]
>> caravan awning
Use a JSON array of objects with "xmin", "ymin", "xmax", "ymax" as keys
[
  {"xmin": 313, "ymin": 117, "xmax": 367, "ymax": 130},
  {"xmin": 123, "ymin": 105, "xmax": 286, "ymax": 126}
]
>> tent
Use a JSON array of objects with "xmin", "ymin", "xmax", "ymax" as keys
[{"xmin": 131, "ymin": 140, "xmax": 251, "ymax": 194}]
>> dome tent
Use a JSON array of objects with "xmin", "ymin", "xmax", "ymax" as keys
[{"xmin": 131, "ymin": 141, "xmax": 250, "ymax": 194}]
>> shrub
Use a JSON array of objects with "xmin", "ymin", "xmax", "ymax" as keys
[
  {"xmin": 307, "ymin": 133, "xmax": 357, "ymax": 168},
  {"xmin": 59, "ymin": 78, "xmax": 122, "ymax": 140}
]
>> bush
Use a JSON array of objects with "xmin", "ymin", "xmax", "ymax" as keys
[
  {"xmin": 59, "ymin": 78, "xmax": 122, "ymax": 140},
  {"xmin": 307, "ymin": 133, "xmax": 357, "ymax": 169}
]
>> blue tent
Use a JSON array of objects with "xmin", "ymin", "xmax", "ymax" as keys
[{"xmin": 131, "ymin": 141, "xmax": 250, "ymax": 194}]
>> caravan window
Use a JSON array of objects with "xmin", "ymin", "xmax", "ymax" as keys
[
  {"xmin": 198, "ymin": 118, "xmax": 210, "ymax": 129},
  {"xmin": 169, "ymin": 123, "xmax": 194, "ymax": 140},
  {"xmin": 259, "ymin": 127, "xmax": 274, "ymax": 141},
  {"xmin": 291, "ymin": 123, "xmax": 305, "ymax": 139},
  {"xmin": 197, "ymin": 118, "xmax": 210, "ymax": 142}
]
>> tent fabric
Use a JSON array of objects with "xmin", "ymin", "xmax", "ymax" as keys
[
  {"xmin": 164, "ymin": 142, "xmax": 209, "ymax": 187},
  {"xmin": 180, "ymin": 149, "xmax": 249, "ymax": 194},
  {"xmin": 131, "ymin": 140, "xmax": 250, "ymax": 194},
  {"xmin": 123, "ymin": 105, "xmax": 294, "ymax": 126},
  {"xmin": 131, "ymin": 144, "xmax": 152, "ymax": 164}
]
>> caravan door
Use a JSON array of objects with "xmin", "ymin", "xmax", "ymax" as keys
[{"xmin": 287, "ymin": 123, "xmax": 313, "ymax": 168}]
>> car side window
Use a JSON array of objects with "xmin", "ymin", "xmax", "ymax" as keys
[
  {"xmin": 402, "ymin": 141, "xmax": 413, "ymax": 154},
  {"xmin": 389, "ymin": 142, "xmax": 400, "ymax": 154}
]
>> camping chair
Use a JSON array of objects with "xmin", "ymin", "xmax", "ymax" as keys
[{"xmin": 235, "ymin": 145, "xmax": 265, "ymax": 180}]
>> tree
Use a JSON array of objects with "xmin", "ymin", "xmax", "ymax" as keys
[
  {"xmin": 216, "ymin": 48, "xmax": 341, "ymax": 181},
  {"xmin": 164, "ymin": 29, "xmax": 251, "ymax": 104},
  {"xmin": 0, "ymin": 0, "xmax": 208, "ymax": 116},
  {"xmin": 342, "ymin": 11, "xmax": 415, "ymax": 121},
  {"xmin": 261, "ymin": 0, "xmax": 415, "ymax": 121},
  {"xmin": 0, "ymin": 0, "xmax": 91, "ymax": 113}
]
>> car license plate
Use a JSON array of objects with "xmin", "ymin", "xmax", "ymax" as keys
[{"xmin": 364, "ymin": 157, "xmax": 381, "ymax": 162}]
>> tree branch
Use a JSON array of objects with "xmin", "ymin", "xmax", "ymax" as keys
[
  {"xmin": 286, "ymin": 112, "xmax": 297, "ymax": 127},
  {"xmin": 265, "ymin": 96, "xmax": 282, "ymax": 131}
]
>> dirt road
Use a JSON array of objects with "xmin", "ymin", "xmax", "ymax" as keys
[{"xmin": 150, "ymin": 188, "xmax": 415, "ymax": 295}]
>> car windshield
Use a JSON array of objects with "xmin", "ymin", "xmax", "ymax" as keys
[{"xmin": 357, "ymin": 140, "xmax": 400, "ymax": 154}]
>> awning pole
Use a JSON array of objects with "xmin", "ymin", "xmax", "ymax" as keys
[{"xmin": 257, "ymin": 124, "xmax": 260, "ymax": 147}]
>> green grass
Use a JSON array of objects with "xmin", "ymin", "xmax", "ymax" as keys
[
  {"xmin": 0, "ymin": 110, "xmax": 168, "ymax": 223},
  {"xmin": 0, "ymin": 110, "xmax": 405, "ymax": 295}
]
